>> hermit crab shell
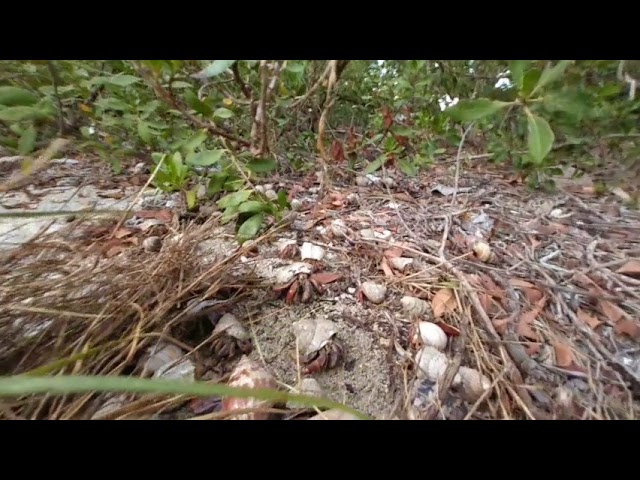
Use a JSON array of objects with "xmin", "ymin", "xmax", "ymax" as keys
[
  {"xmin": 213, "ymin": 313, "xmax": 251, "ymax": 341},
  {"xmin": 292, "ymin": 317, "xmax": 338, "ymax": 357}
]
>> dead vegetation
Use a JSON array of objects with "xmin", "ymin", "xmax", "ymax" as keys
[{"xmin": 1, "ymin": 155, "xmax": 640, "ymax": 420}]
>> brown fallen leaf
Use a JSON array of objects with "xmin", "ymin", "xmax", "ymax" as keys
[
  {"xmin": 135, "ymin": 209, "xmax": 173, "ymax": 224},
  {"xmin": 613, "ymin": 319, "xmax": 640, "ymax": 340},
  {"xmin": 599, "ymin": 300, "xmax": 626, "ymax": 323},
  {"xmin": 435, "ymin": 321, "xmax": 460, "ymax": 337},
  {"xmin": 492, "ymin": 318, "xmax": 509, "ymax": 335},
  {"xmin": 577, "ymin": 308, "xmax": 603, "ymax": 330},
  {"xmin": 616, "ymin": 260, "xmax": 640, "ymax": 278},
  {"xmin": 380, "ymin": 257, "xmax": 395, "ymax": 278},
  {"xmin": 309, "ymin": 272, "xmax": 342, "ymax": 286},
  {"xmin": 383, "ymin": 247, "xmax": 404, "ymax": 259},
  {"xmin": 553, "ymin": 343, "xmax": 575, "ymax": 368},
  {"xmin": 517, "ymin": 308, "xmax": 539, "ymax": 341},
  {"xmin": 508, "ymin": 278, "xmax": 536, "ymax": 289},
  {"xmin": 525, "ymin": 343, "xmax": 541, "ymax": 356},
  {"xmin": 431, "ymin": 288, "xmax": 457, "ymax": 318},
  {"xmin": 113, "ymin": 227, "xmax": 133, "ymax": 238}
]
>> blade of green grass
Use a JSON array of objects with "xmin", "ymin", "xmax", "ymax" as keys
[{"xmin": 0, "ymin": 375, "xmax": 371, "ymax": 419}]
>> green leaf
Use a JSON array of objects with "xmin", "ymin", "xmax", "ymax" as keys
[
  {"xmin": 509, "ymin": 60, "xmax": 529, "ymax": 91},
  {"xmin": 531, "ymin": 61, "xmax": 572, "ymax": 96},
  {"xmin": 0, "ymin": 374, "xmax": 368, "ymax": 419},
  {"xmin": 277, "ymin": 189, "xmax": 290, "ymax": 209},
  {"xmin": 188, "ymin": 149, "xmax": 224, "ymax": 166},
  {"xmin": 398, "ymin": 158, "xmax": 418, "ymax": 176},
  {"xmin": 137, "ymin": 121, "xmax": 153, "ymax": 144},
  {"xmin": 208, "ymin": 172, "xmax": 228, "ymax": 194},
  {"xmin": 184, "ymin": 90, "xmax": 213, "ymax": 116},
  {"xmin": 542, "ymin": 91, "xmax": 590, "ymax": 118},
  {"xmin": 95, "ymin": 97, "xmax": 130, "ymax": 112},
  {"xmin": 238, "ymin": 200, "xmax": 266, "ymax": 213},
  {"xmin": 186, "ymin": 188, "xmax": 197, "ymax": 210},
  {"xmin": 445, "ymin": 99, "xmax": 512, "ymax": 122},
  {"xmin": 181, "ymin": 129, "xmax": 208, "ymax": 153},
  {"xmin": 364, "ymin": 155, "xmax": 388, "ymax": 174},
  {"xmin": 247, "ymin": 157, "xmax": 277, "ymax": 173},
  {"xmin": 391, "ymin": 125, "xmax": 416, "ymax": 137},
  {"xmin": 213, "ymin": 107, "xmax": 234, "ymax": 119},
  {"xmin": 286, "ymin": 62, "xmax": 306, "ymax": 74},
  {"xmin": 0, "ymin": 86, "xmax": 39, "ymax": 107},
  {"xmin": 521, "ymin": 70, "xmax": 542, "ymax": 97},
  {"xmin": 598, "ymin": 84, "xmax": 623, "ymax": 98},
  {"xmin": 106, "ymin": 74, "xmax": 141, "ymax": 87},
  {"xmin": 237, "ymin": 212, "xmax": 264, "ymax": 243},
  {"xmin": 171, "ymin": 81, "xmax": 192, "ymax": 89},
  {"xmin": 0, "ymin": 106, "xmax": 51, "ymax": 122},
  {"xmin": 193, "ymin": 60, "xmax": 236, "ymax": 79},
  {"xmin": 18, "ymin": 124, "xmax": 37, "ymax": 155},
  {"xmin": 217, "ymin": 189, "xmax": 252, "ymax": 209},
  {"xmin": 527, "ymin": 113, "xmax": 555, "ymax": 163}
]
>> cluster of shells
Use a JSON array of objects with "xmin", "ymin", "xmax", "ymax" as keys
[{"xmin": 401, "ymin": 295, "xmax": 491, "ymax": 404}]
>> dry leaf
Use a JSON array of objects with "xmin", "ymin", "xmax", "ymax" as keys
[
  {"xmin": 114, "ymin": 227, "xmax": 134, "ymax": 239},
  {"xmin": 383, "ymin": 247, "xmax": 404, "ymax": 259},
  {"xmin": 517, "ymin": 308, "xmax": 540, "ymax": 341},
  {"xmin": 525, "ymin": 343, "xmax": 541, "ymax": 356},
  {"xmin": 135, "ymin": 209, "xmax": 173, "ymax": 224},
  {"xmin": 508, "ymin": 278, "xmax": 536, "ymax": 289},
  {"xmin": 380, "ymin": 257, "xmax": 395, "ymax": 278},
  {"xmin": 492, "ymin": 318, "xmax": 509, "ymax": 335},
  {"xmin": 435, "ymin": 321, "xmax": 460, "ymax": 337},
  {"xmin": 577, "ymin": 308, "xmax": 602, "ymax": 330},
  {"xmin": 553, "ymin": 343, "xmax": 575, "ymax": 368},
  {"xmin": 599, "ymin": 300, "xmax": 625, "ymax": 323},
  {"xmin": 616, "ymin": 260, "xmax": 640, "ymax": 278},
  {"xmin": 613, "ymin": 319, "xmax": 640, "ymax": 340},
  {"xmin": 309, "ymin": 272, "xmax": 342, "ymax": 286},
  {"xmin": 431, "ymin": 288, "xmax": 457, "ymax": 318}
]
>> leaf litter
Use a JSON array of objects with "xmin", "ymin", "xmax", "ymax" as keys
[{"xmin": 2, "ymin": 154, "xmax": 640, "ymax": 420}]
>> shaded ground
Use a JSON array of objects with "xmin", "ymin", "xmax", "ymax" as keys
[{"xmin": 1, "ymin": 154, "xmax": 639, "ymax": 420}]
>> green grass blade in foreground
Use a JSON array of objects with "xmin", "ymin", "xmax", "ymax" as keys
[{"xmin": 0, "ymin": 375, "xmax": 371, "ymax": 419}]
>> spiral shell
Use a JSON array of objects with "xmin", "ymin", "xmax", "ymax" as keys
[
  {"xmin": 401, "ymin": 296, "xmax": 430, "ymax": 317},
  {"xmin": 220, "ymin": 356, "xmax": 278, "ymax": 420},
  {"xmin": 361, "ymin": 281, "xmax": 387, "ymax": 304}
]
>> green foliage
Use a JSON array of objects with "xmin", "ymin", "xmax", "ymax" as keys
[{"xmin": 2, "ymin": 58, "xmax": 638, "ymax": 233}]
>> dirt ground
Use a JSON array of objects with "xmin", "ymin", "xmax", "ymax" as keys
[{"xmin": 2, "ymin": 154, "xmax": 640, "ymax": 420}]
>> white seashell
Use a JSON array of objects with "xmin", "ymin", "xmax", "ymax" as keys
[
  {"xmin": 287, "ymin": 378, "xmax": 325, "ymax": 409},
  {"xmin": 389, "ymin": 256, "xmax": 413, "ymax": 272},
  {"xmin": 292, "ymin": 317, "xmax": 338, "ymax": 357},
  {"xmin": 290, "ymin": 199, "xmax": 303, "ymax": 210},
  {"xmin": 401, "ymin": 296, "xmax": 430, "ymax": 317},
  {"xmin": 155, "ymin": 360, "xmax": 195, "ymax": 381},
  {"xmin": 472, "ymin": 242, "xmax": 492, "ymax": 262},
  {"xmin": 221, "ymin": 356, "xmax": 278, "ymax": 420},
  {"xmin": 142, "ymin": 342, "xmax": 184, "ymax": 374},
  {"xmin": 308, "ymin": 409, "xmax": 360, "ymax": 420},
  {"xmin": 361, "ymin": 281, "xmax": 387, "ymax": 304},
  {"xmin": 331, "ymin": 219, "xmax": 349, "ymax": 238},
  {"xmin": 417, "ymin": 322, "xmax": 448, "ymax": 351},
  {"xmin": 414, "ymin": 346, "xmax": 450, "ymax": 381},
  {"xmin": 91, "ymin": 395, "xmax": 128, "ymax": 420},
  {"xmin": 274, "ymin": 262, "xmax": 313, "ymax": 284},
  {"xmin": 456, "ymin": 366, "xmax": 491, "ymax": 402},
  {"xmin": 382, "ymin": 177, "xmax": 396, "ymax": 188},
  {"xmin": 374, "ymin": 229, "xmax": 392, "ymax": 240},
  {"xmin": 213, "ymin": 313, "xmax": 251, "ymax": 341},
  {"xmin": 300, "ymin": 242, "xmax": 325, "ymax": 261},
  {"xmin": 265, "ymin": 189, "xmax": 278, "ymax": 200},
  {"xmin": 277, "ymin": 238, "xmax": 297, "ymax": 251},
  {"xmin": 254, "ymin": 185, "xmax": 266, "ymax": 193},
  {"xmin": 355, "ymin": 176, "xmax": 370, "ymax": 187}
]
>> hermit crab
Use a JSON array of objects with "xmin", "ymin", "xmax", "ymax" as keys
[
  {"xmin": 292, "ymin": 317, "xmax": 344, "ymax": 374},
  {"xmin": 209, "ymin": 313, "xmax": 252, "ymax": 365},
  {"xmin": 273, "ymin": 262, "xmax": 340, "ymax": 304}
]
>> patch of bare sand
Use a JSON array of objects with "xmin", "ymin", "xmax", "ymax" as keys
[{"xmin": 242, "ymin": 297, "xmax": 402, "ymax": 419}]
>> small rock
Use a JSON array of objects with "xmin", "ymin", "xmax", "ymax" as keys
[
  {"xmin": 355, "ymin": 176, "xmax": 370, "ymax": 187},
  {"xmin": 254, "ymin": 185, "xmax": 266, "ymax": 193},
  {"xmin": 347, "ymin": 287, "xmax": 356, "ymax": 294},
  {"xmin": 301, "ymin": 242, "xmax": 325, "ymax": 261},
  {"xmin": 361, "ymin": 281, "xmax": 387, "ymax": 304},
  {"xmin": 143, "ymin": 236, "xmax": 162, "ymax": 252},
  {"xmin": 360, "ymin": 228, "xmax": 376, "ymax": 240},
  {"xmin": 291, "ymin": 199, "xmax": 303, "ymax": 210},
  {"xmin": 375, "ymin": 229, "xmax": 392, "ymax": 241},
  {"xmin": 331, "ymin": 219, "xmax": 349, "ymax": 238}
]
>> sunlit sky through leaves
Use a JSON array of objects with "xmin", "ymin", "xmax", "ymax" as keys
[{"xmin": 376, "ymin": 60, "xmax": 513, "ymax": 111}]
